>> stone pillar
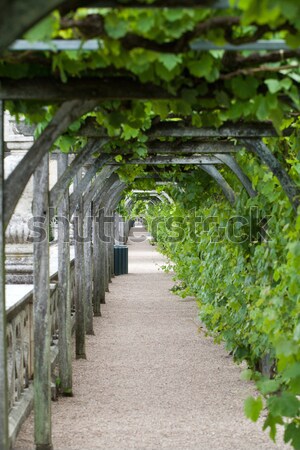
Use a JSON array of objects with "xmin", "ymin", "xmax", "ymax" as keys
[{"xmin": 4, "ymin": 113, "xmax": 35, "ymax": 283}]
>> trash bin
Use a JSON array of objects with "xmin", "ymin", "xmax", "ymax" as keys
[{"xmin": 114, "ymin": 245, "xmax": 128, "ymax": 275}]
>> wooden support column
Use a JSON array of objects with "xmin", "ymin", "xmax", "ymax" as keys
[
  {"xmin": 33, "ymin": 154, "xmax": 52, "ymax": 450},
  {"xmin": 0, "ymin": 101, "xmax": 9, "ymax": 450},
  {"xmin": 99, "ymin": 208, "xmax": 108, "ymax": 302},
  {"xmin": 57, "ymin": 153, "xmax": 72, "ymax": 395},
  {"xmin": 84, "ymin": 202, "xmax": 94, "ymax": 335},
  {"xmin": 74, "ymin": 172, "xmax": 86, "ymax": 359},
  {"xmin": 92, "ymin": 209, "xmax": 102, "ymax": 316},
  {"xmin": 105, "ymin": 240, "xmax": 110, "ymax": 292},
  {"xmin": 107, "ymin": 208, "xmax": 115, "ymax": 281},
  {"xmin": 105, "ymin": 209, "xmax": 112, "ymax": 287}
]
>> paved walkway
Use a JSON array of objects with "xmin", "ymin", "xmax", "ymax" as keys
[{"xmin": 15, "ymin": 227, "xmax": 288, "ymax": 449}]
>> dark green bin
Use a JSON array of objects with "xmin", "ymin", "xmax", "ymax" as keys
[{"xmin": 114, "ymin": 245, "xmax": 128, "ymax": 275}]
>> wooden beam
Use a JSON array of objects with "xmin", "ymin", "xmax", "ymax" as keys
[
  {"xmin": 0, "ymin": 101, "xmax": 9, "ymax": 450},
  {"xmin": 148, "ymin": 122, "xmax": 290, "ymax": 139},
  {"xmin": 57, "ymin": 153, "xmax": 73, "ymax": 396},
  {"xmin": 59, "ymin": 0, "xmax": 229, "ymax": 13},
  {"xmin": 4, "ymin": 99, "xmax": 99, "ymax": 228},
  {"xmin": 33, "ymin": 154, "xmax": 53, "ymax": 450},
  {"xmin": 0, "ymin": 78, "xmax": 173, "ymax": 101},
  {"xmin": 146, "ymin": 141, "xmax": 240, "ymax": 154},
  {"xmin": 113, "ymin": 155, "xmax": 223, "ymax": 165},
  {"xmin": 241, "ymin": 139, "xmax": 300, "ymax": 213},
  {"xmin": 77, "ymin": 120, "xmax": 287, "ymax": 139},
  {"xmin": 200, "ymin": 164, "xmax": 236, "ymax": 206}
]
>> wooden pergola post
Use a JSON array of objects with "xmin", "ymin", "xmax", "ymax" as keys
[
  {"xmin": 109, "ymin": 209, "xmax": 114, "ymax": 281},
  {"xmin": 84, "ymin": 202, "xmax": 94, "ymax": 335},
  {"xmin": 57, "ymin": 153, "xmax": 73, "ymax": 395},
  {"xmin": 0, "ymin": 101, "xmax": 9, "ymax": 449},
  {"xmin": 92, "ymin": 208, "xmax": 102, "ymax": 317},
  {"xmin": 74, "ymin": 172, "xmax": 86, "ymax": 359},
  {"xmin": 104, "ymin": 209, "xmax": 111, "ymax": 292},
  {"xmin": 97, "ymin": 207, "xmax": 107, "ymax": 306},
  {"xmin": 33, "ymin": 154, "xmax": 53, "ymax": 450}
]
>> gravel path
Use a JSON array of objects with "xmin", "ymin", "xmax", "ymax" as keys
[{"xmin": 15, "ymin": 227, "xmax": 288, "ymax": 450}]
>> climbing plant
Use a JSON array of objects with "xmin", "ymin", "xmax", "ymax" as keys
[{"xmin": 142, "ymin": 139, "xmax": 300, "ymax": 448}]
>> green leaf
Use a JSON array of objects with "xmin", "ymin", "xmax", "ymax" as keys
[
  {"xmin": 187, "ymin": 54, "xmax": 213, "ymax": 78},
  {"xmin": 114, "ymin": 154, "xmax": 123, "ymax": 162},
  {"xmin": 256, "ymin": 379, "xmax": 281, "ymax": 395},
  {"xmin": 158, "ymin": 54, "xmax": 182, "ymax": 71},
  {"xmin": 24, "ymin": 13, "xmax": 60, "ymax": 41},
  {"xmin": 105, "ymin": 15, "xmax": 128, "ymax": 38},
  {"xmin": 121, "ymin": 124, "xmax": 140, "ymax": 140},
  {"xmin": 284, "ymin": 423, "xmax": 300, "ymax": 450},
  {"xmin": 267, "ymin": 392, "xmax": 300, "ymax": 418},
  {"xmin": 108, "ymin": 111, "xmax": 125, "ymax": 128},
  {"xmin": 244, "ymin": 396, "xmax": 263, "ymax": 422},
  {"xmin": 294, "ymin": 323, "xmax": 300, "ymax": 341},
  {"xmin": 231, "ymin": 76, "xmax": 259, "ymax": 100},
  {"xmin": 240, "ymin": 369, "xmax": 253, "ymax": 381},
  {"xmin": 255, "ymin": 95, "xmax": 269, "ymax": 121},
  {"xmin": 263, "ymin": 413, "xmax": 283, "ymax": 442},
  {"xmin": 282, "ymin": 362, "xmax": 300, "ymax": 380},
  {"xmin": 134, "ymin": 145, "xmax": 148, "ymax": 158},
  {"xmin": 265, "ymin": 78, "xmax": 292, "ymax": 94},
  {"xmin": 55, "ymin": 135, "xmax": 74, "ymax": 153}
]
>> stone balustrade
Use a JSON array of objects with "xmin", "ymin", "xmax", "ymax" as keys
[{"xmin": 6, "ymin": 248, "xmax": 76, "ymax": 444}]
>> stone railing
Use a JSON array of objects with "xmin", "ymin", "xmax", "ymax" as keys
[{"xmin": 6, "ymin": 258, "xmax": 76, "ymax": 444}]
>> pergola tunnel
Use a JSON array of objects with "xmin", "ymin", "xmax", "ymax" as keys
[{"xmin": 0, "ymin": 1, "xmax": 300, "ymax": 449}]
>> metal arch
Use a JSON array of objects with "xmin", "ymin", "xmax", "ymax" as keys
[{"xmin": 200, "ymin": 164, "xmax": 236, "ymax": 206}]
